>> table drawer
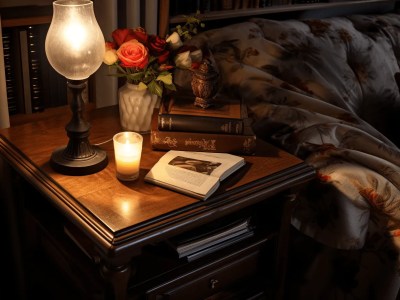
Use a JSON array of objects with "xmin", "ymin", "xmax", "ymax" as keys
[{"xmin": 146, "ymin": 247, "xmax": 264, "ymax": 300}]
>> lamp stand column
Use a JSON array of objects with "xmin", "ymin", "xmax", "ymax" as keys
[{"xmin": 50, "ymin": 79, "xmax": 108, "ymax": 175}]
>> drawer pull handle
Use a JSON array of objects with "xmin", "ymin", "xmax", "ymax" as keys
[{"xmin": 210, "ymin": 279, "xmax": 219, "ymax": 289}]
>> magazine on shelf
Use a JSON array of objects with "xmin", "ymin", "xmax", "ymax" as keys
[
  {"xmin": 167, "ymin": 217, "xmax": 254, "ymax": 260},
  {"xmin": 186, "ymin": 231, "xmax": 254, "ymax": 262},
  {"xmin": 144, "ymin": 150, "xmax": 246, "ymax": 200}
]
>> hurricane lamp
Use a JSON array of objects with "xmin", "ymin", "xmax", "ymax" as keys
[{"xmin": 45, "ymin": 0, "xmax": 107, "ymax": 175}]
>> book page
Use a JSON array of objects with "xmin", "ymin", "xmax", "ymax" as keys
[
  {"xmin": 144, "ymin": 150, "xmax": 245, "ymax": 199},
  {"xmin": 165, "ymin": 164, "xmax": 212, "ymax": 187},
  {"xmin": 158, "ymin": 151, "xmax": 244, "ymax": 180},
  {"xmin": 145, "ymin": 160, "xmax": 219, "ymax": 198},
  {"xmin": 196, "ymin": 152, "xmax": 245, "ymax": 180}
]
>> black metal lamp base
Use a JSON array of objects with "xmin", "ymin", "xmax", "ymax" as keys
[
  {"xmin": 50, "ymin": 79, "xmax": 108, "ymax": 176},
  {"xmin": 51, "ymin": 145, "xmax": 108, "ymax": 176}
]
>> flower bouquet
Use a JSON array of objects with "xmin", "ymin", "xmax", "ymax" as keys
[
  {"xmin": 103, "ymin": 16, "xmax": 204, "ymax": 133},
  {"xmin": 103, "ymin": 16, "xmax": 204, "ymax": 98}
]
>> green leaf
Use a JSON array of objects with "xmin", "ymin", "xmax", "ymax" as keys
[
  {"xmin": 156, "ymin": 73, "xmax": 173, "ymax": 85},
  {"xmin": 106, "ymin": 73, "xmax": 129, "ymax": 78},
  {"xmin": 138, "ymin": 82, "xmax": 148, "ymax": 90},
  {"xmin": 148, "ymin": 80, "xmax": 163, "ymax": 98},
  {"xmin": 127, "ymin": 72, "xmax": 144, "ymax": 82},
  {"xmin": 148, "ymin": 56, "xmax": 157, "ymax": 64},
  {"xmin": 164, "ymin": 83, "xmax": 177, "ymax": 92}
]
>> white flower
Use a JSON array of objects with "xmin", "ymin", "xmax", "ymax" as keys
[
  {"xmin": 190, "ymin": 49, "xmax": 203, "ymax": 63},
  {"xmin": 166, "ymin": 32, "xmax": 183, "ymax": 50},
  {"xmin": 174, "ymin": 51, "xmax": 192, "ymax": 69},
  {"xmin": 103, "ymin": 49, "xmax": 118, "ymax": 65}
]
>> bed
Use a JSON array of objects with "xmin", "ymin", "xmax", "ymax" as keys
[{"xmin": 167, "ymin": 2, "xmax": 400, "ymax": 299}]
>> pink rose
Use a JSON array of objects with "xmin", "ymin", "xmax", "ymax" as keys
[{"xmin": 117, "ymin": 40, "xmax": 149, "ymax": 69}]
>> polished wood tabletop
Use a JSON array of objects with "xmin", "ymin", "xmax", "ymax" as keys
[{"xmin": 0, "ymin": 105, "xmax": 314, "ymax": 258}]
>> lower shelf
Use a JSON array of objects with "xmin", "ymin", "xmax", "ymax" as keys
[
  {"xmin": 10, "ymin": 170, "xmax": 287, "ymax": 300},
  {"xmin": 130, "ymin": 232, "xmax": 276, "ymax": 300}
]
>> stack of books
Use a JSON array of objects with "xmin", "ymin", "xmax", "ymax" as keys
[
  {"xmin": 150, "ymin": 92, "xmax": 257, "ymax": 155},
  {"xmin": 166, "ymin": 217, "xmax": 254, "ymax": 261}
]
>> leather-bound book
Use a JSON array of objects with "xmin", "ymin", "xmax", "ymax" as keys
[
  {"xmin": 158, "ymin": 92, "xmax": 248, "ymax": 135},
  {"xmin": 151, "ymin": 109, "xmax": 256, "ymax": 155}
]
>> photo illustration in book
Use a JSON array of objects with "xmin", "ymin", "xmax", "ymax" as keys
[{"xmin": 168, "ymin": 156, "xmax": 221, "ymax": 175}]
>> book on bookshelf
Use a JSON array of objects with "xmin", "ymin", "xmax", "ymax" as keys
[
  {"xmin": 151, "ymin": 109, "xmax": 257, "ymax": 155},
  {"xmin": 221, "ymin": 0, "xmax": 234, "ymax": 9},
  {"xmin": 0, "ymin": 16, "xmax": 10, "ymax": 129},
  {"xmin": 19, "ymin": 28, "xmax": 33, "ymax": 113},
  {"xmin": 2, "ymin": 27, "xmax": 20, "ymax": 115},
  {"xmin": 169, "ymin": 0, "xmax": 199, "ymax": 16},
  {"xmin": 166, "ymin": 217, "xmax": 254, "ymax": 261},
  {"xmin": 144, "ymin": 150, "xmax": 246, "ymax": 200},
  {"xmin": 158, "ymin": 92, "xmax": 248, "ymax": 135},
  {"xmin": 34, "ymin": 23, "xmax": 69, "ymax": 109},
  {"xmin": 2, "ymin": 23, "xmax": 68, "ymax": 116},
  {"xmin": 259, "ymin": 0, "xmax": 272, "ymax": 7}
]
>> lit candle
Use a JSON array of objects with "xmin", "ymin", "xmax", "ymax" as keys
[{"xmin": 113, "ymin": 132, "xmax": 143, "ymax": 181}]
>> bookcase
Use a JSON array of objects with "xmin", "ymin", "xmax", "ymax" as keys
[
  {"xmin": 2, "ymin": 18, "xmax": 68, "ymax": 115},
  {"xmin": 0, "ymin": 0, "xmax": 147, "ymax": 128},
  {"xmin": 0, "ymin": 4, "xmax": 93, "ymax": 127},
  {"xmin": 1, "ymin": 0, "xmax": 396, "ymax": 128},
  {"xmin": 159, "ymin": 0, "xmax": 396, "ymax": 36}
]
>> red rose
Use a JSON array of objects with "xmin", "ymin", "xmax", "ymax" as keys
[
  {"xmin": 147, "ymin": 35, "xmax": 169, "ymax": 64},
  {"xmin": 159, "ymin": 64, "xmax": 174, "ymax": 71},
  {"xmin": 131, "ymin": 27, "xmax": 148, "ymax": 44},
  {"xmin": 191, "ymin": 61, "xmax": 201, "ymax": 69},
  {"xmin": 157, "ymin": 50, "xmax": 170, "ymax": 64},
  {"xmin": 112, "ymin": 28, "xmax": 135, "ymax": 46},
  {"xmin": 117, "ymin": 40, "xmax": 149, "ymax": 69},
  {"xmin": 105, "ymin": 41, "xmax": 116, "ymax": 50},
  {"xmin": 148, "ymin": 35, "xmax": 167, "ymax": 54}
]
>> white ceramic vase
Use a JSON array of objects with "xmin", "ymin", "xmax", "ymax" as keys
[{"xmin": 118, "ymin": 82, "xmax": 160, "ymax": 133}]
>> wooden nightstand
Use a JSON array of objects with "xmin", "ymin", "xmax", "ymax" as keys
[{"xmin": 0, "ymin": 105, "xmax": 315, "ymax": 300}]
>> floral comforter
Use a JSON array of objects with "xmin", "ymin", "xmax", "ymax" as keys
[{"xmin": 175, "ymin": 13, "xmax": 400, "ymax": 299}]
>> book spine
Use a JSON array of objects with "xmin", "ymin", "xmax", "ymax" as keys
[
  {"xmin": 151, "ymin": 130, "xmax": 256, "ymax": 155},
  {"xmin": 221, "ymin": 0, "xmax": 233, "ymax": 9},
  {"xmin": 158, "ymin": 114, "xmax": 244, "ymax": 134},
  {"xmin": 19, "ymin": 29, "xmax": 32, "ymax": 114},
  {"xmin": 27, "ymin": 25, "xmax": 45, "ymax": 113},
  {"xmin": 0, "ymin": 17, "xmax": 11, "ymax": 129},
  {"xmin": 37, "ymin": 23, "xmax": 68, "ymax": 108},
  {"xmin": 2, "ymin": 27, "xmax": 19, "ymax": 115}
]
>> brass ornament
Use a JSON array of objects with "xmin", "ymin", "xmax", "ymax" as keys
[{"xmin": 191, "ymin": 59, "xmax": 219, "ymax": 108}]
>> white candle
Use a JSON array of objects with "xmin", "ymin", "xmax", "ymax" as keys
[{"xmin": 113, "ymin": 132, "xmax": 143, "ymax": 181}]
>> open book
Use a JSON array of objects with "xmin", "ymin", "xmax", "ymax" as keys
[{"xmin": 144, "ymin": 150, "xmax": 245, "ymax": 200}]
